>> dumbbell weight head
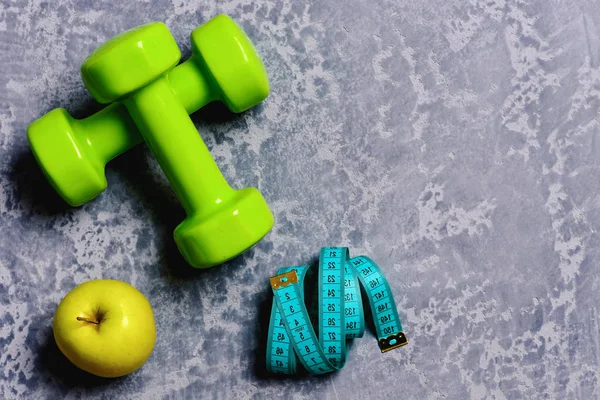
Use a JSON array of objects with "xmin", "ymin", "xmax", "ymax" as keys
[
  {"xmin": 28, "ymin": 108, "xmax": 108, "ymax": 205},
  {"xmin": 174, "ymin": 186, "xmax": 273, "ymax": 267},
  {"xmin": 27, "ymin": 15, "xmax": 269, "ymax": 207},
  {"xmin": 82, "ymin": 22, "xmax": 181, "ymax": 103},
  {"xmin": 80, "ymin": 21, "xmax": 273, "ymax": 268},
  {"xmin": 190, "ymin": 14, "xmax": 269, "ymax": 113}
]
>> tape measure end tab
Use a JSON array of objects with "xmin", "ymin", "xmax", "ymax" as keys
[
  {"xmin": 378, "ymin": 332, "xmax": 408, "ymax": 353},
  {"xmin": 270, "ymin": 270, "xmax": 299, "ymax": 290}
]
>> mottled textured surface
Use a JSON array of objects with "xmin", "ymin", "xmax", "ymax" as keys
[{"xmin": 1, "ymin": 0, "xmax": 600, "ymax": 398}]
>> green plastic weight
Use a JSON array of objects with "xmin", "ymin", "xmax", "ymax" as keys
[{"xmin": 29, "ymin": 15, "xmax": 274, "ymax": 268}]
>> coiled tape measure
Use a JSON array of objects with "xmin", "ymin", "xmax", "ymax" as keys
[{"xmin": 266, "ymin": 247, "xmax": 407, "ymax": 375}]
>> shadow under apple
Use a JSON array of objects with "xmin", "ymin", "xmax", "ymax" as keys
[{"xmin": 36, "ymin": 327, "xmax": 119, "ymax": 391}]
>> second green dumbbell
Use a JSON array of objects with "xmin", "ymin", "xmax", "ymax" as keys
[{"xmin": 28, "ymin": 15, "xmax": 269, "ymax": 207}]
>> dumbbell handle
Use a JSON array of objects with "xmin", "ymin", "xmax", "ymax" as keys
[
  {"xmin": 124, "ymin": 77, "xmax": 230, "ymax": 217},
  {"xmin": 78, "ymin": 58, "xmax": 216, "ymax": 163}
]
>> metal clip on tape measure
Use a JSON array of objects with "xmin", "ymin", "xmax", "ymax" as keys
[{"xmin": 266, "ymin": 247, "xmax": 408, "ymax": 375}]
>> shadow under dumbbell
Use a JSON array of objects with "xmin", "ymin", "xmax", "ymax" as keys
[
  {"xmin": 195, "ymin": 101, "xmax": 246, "ymax": 124},
  {"xmin": 106, "ymin": 144, "xmax": 188, "ymax": 274},
  {"xmin": 104, "ymin": 101, "xmax": 250, "ymax": 279},
  {"xmin": 69, "ymin": 97, "xmax": 107, "ymax": 120},
  {"xmin": 11, "ymin": 149, "xmax": 72, "ymax": 217}
]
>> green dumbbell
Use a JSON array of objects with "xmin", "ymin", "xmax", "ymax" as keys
[
  {"xmin": 33, "ymin": 16, "xmax": 274, "ymax": 268},
  {"xmin": 28, "ymin": 14, "xmax": 268, "ymax": 207}
]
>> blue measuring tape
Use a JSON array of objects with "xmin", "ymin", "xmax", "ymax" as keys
[{"xmin": 266, "ymin": 247, "xmax": 407, "ymax": 375}]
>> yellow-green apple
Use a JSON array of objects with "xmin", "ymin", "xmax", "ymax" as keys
[{"xmin": 52, "ymin": 279, "xmax": 156, "ymax": 378}]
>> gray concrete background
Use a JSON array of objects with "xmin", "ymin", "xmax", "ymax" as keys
[{"xmin": 1, "ymin": 0, "xmax": 600, "ymax": 398}]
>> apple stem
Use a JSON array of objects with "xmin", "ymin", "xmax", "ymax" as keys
[{"xmin": 77, "ymin": 317, "xmax": 99, "ymax": 324}]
